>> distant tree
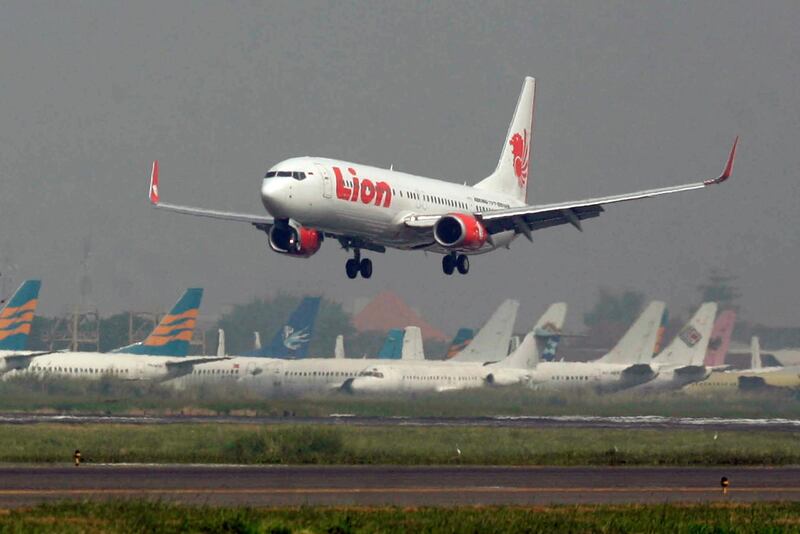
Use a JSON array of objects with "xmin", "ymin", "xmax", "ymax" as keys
[
  {"xmin": 98, "ymin": 312, "xmax": 159, "ymax": 352},
  {"xmin": 697, "ymin": 269, "xmax": 740, "ymax": 309},
  {"xmin": 582, "ymin": 289, "xmax": 646, "ymax": 348}
]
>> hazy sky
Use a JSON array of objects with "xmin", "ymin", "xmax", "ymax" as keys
[{"xmin": 0, "ymin": 1, "xmax": 797, "ymax": 333}]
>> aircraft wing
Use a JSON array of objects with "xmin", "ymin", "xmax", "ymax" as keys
[
  {"xmin": 148, "ymin": 161, "xmax": 275, "ymax": 227},
  {"xmin": 479, "ymin": 137, "xmax": 737, "ymax": 237},
  {"xmin": 163, "ymin": 356, "xmax": 232, "ymax": 379}
]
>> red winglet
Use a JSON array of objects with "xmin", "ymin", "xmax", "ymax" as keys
[
  {"xmin": 149, "ymin": 160, "xmax": 160, "ymax": 204},
  {"xmin": 705, "ymin": 136, "xmax": 738, "ymax": 185}
]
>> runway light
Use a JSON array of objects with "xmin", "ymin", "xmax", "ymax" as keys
[{"xmin": 720, "ymin": 476, "xmax": 729, "ymax": 495}]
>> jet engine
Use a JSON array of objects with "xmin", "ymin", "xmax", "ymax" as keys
[
  {"xmin": 485, "ymin": 369, "xmax": 527, "ymax": 387},
  {"xmin": 268, "ymin": 222, "xmax": 322, "ymax": 258},
  {"xmin": 433, "ymin": 213, "xmax": 488, "ymax": 250}
]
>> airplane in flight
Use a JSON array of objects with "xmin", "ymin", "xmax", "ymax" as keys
[{"xmin": 147, "ymin": 77, "xmax": 739, "ymax": 279}]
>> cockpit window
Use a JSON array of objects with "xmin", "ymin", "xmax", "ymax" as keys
[
  {"xmin": 265, "ymin": 170, "xmax": 307, "ymax": 180},
  {"xmin": 358, "ymin": 370, "xmax": 384, "ymax": 378}
]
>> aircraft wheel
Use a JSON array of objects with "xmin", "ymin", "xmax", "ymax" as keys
[
  {"xmin": 456, "ymin": 254, "xmax": 470, "ymax": 274},
  {"xmin": 345, "ymin": 259, "xmax": 359, "ymax": 279},
  {"xmin": 442, "ymin": 255, "xmax": 455, "ymax": 275},
  {"xmin": 359, "ymin": 258, "xmax": 373, "ymax": 279}
]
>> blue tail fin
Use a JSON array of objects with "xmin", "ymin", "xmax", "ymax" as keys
[
  {"xmin": 251, "ymin": 297, "xmax": 321, "ymax": 358},
  {"xmin": 445, "ymin": 328, "xmax": 474, "ymax": 359},
  {"xmin": 112, "ymin": 288, "xmax": 203, "ymax": 356},
  {"xmin": 377, "ymin": 329, "xmax": 404, "ymax": 359},
  {"xmin": 0, "ymin": 280, "xmax": 42, "ymax": 351}
]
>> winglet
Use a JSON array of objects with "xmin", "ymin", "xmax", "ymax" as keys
[
  {"xmin": 705, "ymin": 136, "xmax": 738, "ymax": 185},
  {"xmin": 149, "ymin": 160, "xmax": 160, "ymax": 204}
]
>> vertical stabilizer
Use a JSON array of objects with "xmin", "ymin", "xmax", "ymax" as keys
[
  {"xmin": 750, "ymin": 336, "xmax": 762, "ymax": 370},
  {"xmin": 253, "ymin": 332, "xmax": 262, "ymax": 351},
  {"xmin": 445, "ymin": 328, "xmax": 474, "ymax": 359},
  {"xmin": 704, "ymin": 310, "xmax": 736, "ymax": 367},
  {"xmin": 597, "ymin": 301, "xmax": 666, "ymax": 365},
  {"xmin": 250, "ymin": 296, "xmax": 321, "ymax": 358},
  {"xmin": 217, "ymin": 329, "xmax": 226, "ymax": 357},
  {"xmin": 451, "ymin": 300, "xmax": 519, "ymax": 362},
  {"xmin": 496, "ymin": 302, "xmax": 567, "ymax": 369},
  {"xmin": 377, "ymin": 329, "xmax": 404, "ymax": 359},
  {"xmin": 474, "ymin": 77, "xmax": 536, "ymax": 203},
  {"xmin": 113, "ymin": 288, "xmax": 203, "ymax": 356},
  {"xmin": 0, "ymin": 280, "xmax": 42, "ymax": 351},
  {"xmin": 334, "ymin": 335, "xmax": 345, "ymax": 359},
  {"xmin": 654, "ymin": 303, "xmax": 718, "ymax": 367},
  {"xmin": 401, "ymin": 326, "xmax": 425, "ymax": 360}
]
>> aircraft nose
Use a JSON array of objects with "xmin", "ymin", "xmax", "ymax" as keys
[{"xmin": 261, "ymin": 178, "xmax": 291, "ymax": 217}]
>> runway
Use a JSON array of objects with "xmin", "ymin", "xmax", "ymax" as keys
[
  {"xmin": 0, "ymin": 465, "xmax": 798, "ymax": 507},
  {"xmin": 2, "ymin": 413, "xmax": 800, "ymax": 432}
]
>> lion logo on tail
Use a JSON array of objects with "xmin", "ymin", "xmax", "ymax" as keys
[{"xmin": 509, "ymin": 129, "xmax": 529, "ymax": 188}]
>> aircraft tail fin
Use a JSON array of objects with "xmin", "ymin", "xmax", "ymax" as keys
[
  {"xmin": 451, "ymin": 300, "xmax": 519, "ymax": 362},
  {"xmin": 597, "ymin": 301, "xmax": 666, "ymax": 365},
  {"xmin": 377, "ymin": 329, "xmax": 404, "ymax": 359},
  {"xmin": 445, "ymin": 328, "xmax": 474, "ymax": 359},
  {"xmin": 654, "ymin": 302, "xmax": 718, "ymax": 367},
  {"xmin": 0, "ymin": 280, "xmax": 42, "ymax": 351},
  {"xmin": 750, "ymin": 336, "xmax": 762, "ymax": 370},
  {"xmin": 253, "ymin": 331, "xmax": 262, "ymax": 351},
  {"xmin": 334, "ymin": 335, "xmax": 345, "ymax": 359},
  {"xmin": 216, "ymin": 329, "xmax": 226, "ymax": 357},
  {"xmin": 653, "ymin": 308, "xmax": 670, "ymax": 356},
  {"xmin": 251, "ymin": 297, "xmax": 321, "ymax": 358},
  {"xmin": 401, "ymin": 326, "xmax": 425, "ymax": 360},
  {"xmin": 704, "ymin": 310, "xmax": 736, "ymax": 367},
  {"xmin": 496, "ymin": 302, "xmax": 567, "ymax": 369},
  {"xmin": 474, "ymin": 77, "xmax": 536, "ymax": 203},
  {"xmin": 113, "ymin": 288, "xmax": 203, "ymax": 356}
]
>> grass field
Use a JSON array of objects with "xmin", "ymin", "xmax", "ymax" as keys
[
  {"xmin": 0, "ymin": 376, "xmax": 799, "ymax": 419},
  {"xmin": 2, "ymin": 423, "xmax": 799, "ymax": 465},
  {"xmin": 2, "ymin": 502, "xmax": 800, "ymax": 533}
]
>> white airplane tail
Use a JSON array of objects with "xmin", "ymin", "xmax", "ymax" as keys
[
  {"xmin": 401, "ymin": 326, "xmax": 425, "ymax": 360},
  {"xmin": 334, "ymin": 335, "xmax": 345, "ymax": 359},
  {"xmin": 495, "ymin": 302, "xmax": 567, "ymax": 369},
  {"xmin": 655, "ymin": 302, "xmax": 718, "ymax": 367},
  {"xmin": 450, "ymin": 299, "xmax": 520, "ymax": 362},
  {"xmin": 750, "ymin": 336, "xmax": 762, "ymax": 370},
  {"xmin": 253, "ymin": 332, "xmax": 262, "ymax": 351},
  {"xmin": 474, "ymin": 77, "xmax": 536, "ymax": 203},
  {"xmin": 217, "ymin": 329, "xmax": 226, "ymax": 357},
  {"xmin": 597, "ymin": 301, "xmax": 666, "ymax": 365}
]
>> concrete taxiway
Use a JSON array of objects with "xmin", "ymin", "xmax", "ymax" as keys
[{"xmin": 0, "ymin": 465, "xmax": 798, "ymax": 507}]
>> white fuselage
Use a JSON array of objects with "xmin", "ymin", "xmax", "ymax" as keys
[
  {"xmin": 526, "ymin": 362, "xmax": 652, "ymax": 391},
  {"xmin": 261, "ymin": 157, "xmax": 523, "ymax": 254},
  {"xmin": 5, "ymin": 352, "xmax": 194, "ymax": 381}
]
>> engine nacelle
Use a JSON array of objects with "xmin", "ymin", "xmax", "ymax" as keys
[
  {"xmin": 433, "ymin": 213, "xmax": 488, "ymax": 250},
  {"xmin": 485, "ymin": 369, "xmax": 527, "ymax": 387},
  {"xmin": 268, "ymin": 223, "xmax": 322, "ymax": 258}
]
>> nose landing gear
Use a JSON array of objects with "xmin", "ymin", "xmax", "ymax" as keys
[
  {"xmin": 345, "ymin": 249, "xmax": 373, "ymax": 279},
  {"xmin": 442, "ymin": 253, "xmax": 470, "ymax": 275}
]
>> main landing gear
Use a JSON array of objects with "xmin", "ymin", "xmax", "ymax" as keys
[
  {"xmin": 442, "ymin": 253, "xmax": 470, "ymax": 275},
  {"xmin": 345, "ymin": 249, "xmax": 372, "ymax": 279}
]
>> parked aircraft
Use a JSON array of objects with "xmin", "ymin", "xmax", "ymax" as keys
[
  {"xmin": 704, "ymin": 310, "xmax": 736, "ymax": 367},
  {"xmin": 343, "ymin": 303, "xmax": 566, "ymax": 394},
  {"xmin": 527, "ymin": 301, "xmax": 666, "ymax": 392},
  {"xmin": 148, "ymin": 77, "xmax": 738, "ymax": 279},
  {"xmin": 629, "ymin": 302, "xmax": 718, "ymax": 391},
  {"xmin": 6, "ymin": 289, "xmax": 224, "ymax": 380},
  {"xmin": 445, "ymin": 328, "xmax": 475, "ymax": 359},
  {"xmin": 449, "ymin": 299, "xmax": 519, "ymax": 363}
]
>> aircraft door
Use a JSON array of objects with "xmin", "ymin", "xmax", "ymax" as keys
[
  {"xmin": 415, "ymin": 189, "xmax": 426, "ymax": 209},
  {"xmin": 317, "ymin": 164, "xmax": 332, "ymax": 199}
]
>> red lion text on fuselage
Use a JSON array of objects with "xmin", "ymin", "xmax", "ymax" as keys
[{"xmin": 333, "ymin": 167, "xmax": 392, "ymax": 208}]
